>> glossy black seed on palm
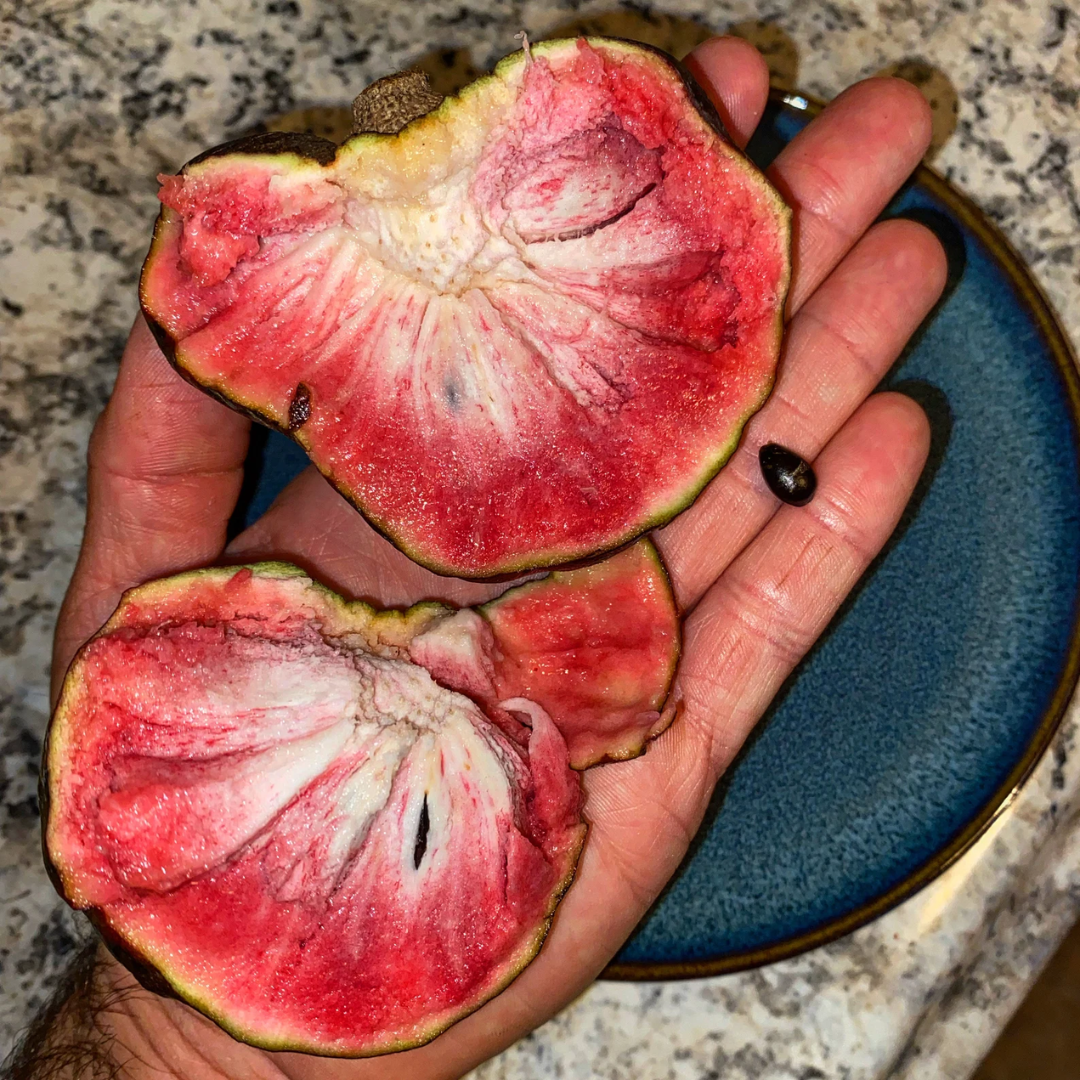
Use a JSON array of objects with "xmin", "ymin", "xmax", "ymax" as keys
[{"xmin": 759, "ymin": 443, "xmax": 817, "ymax": 506}]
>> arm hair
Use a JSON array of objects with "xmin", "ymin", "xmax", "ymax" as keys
[{"xmin": 1, "ymin": 942, "xmax": 125, "ymax": 1080}]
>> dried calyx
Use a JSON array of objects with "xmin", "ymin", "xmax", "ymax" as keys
[{"xmin": 351, "ymin": 70, "xmax": 445, "ymax": 135}]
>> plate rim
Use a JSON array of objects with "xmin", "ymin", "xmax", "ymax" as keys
[{"xmin": 603, "ymin": 89, "xmax": 1080, "ymax": 982}]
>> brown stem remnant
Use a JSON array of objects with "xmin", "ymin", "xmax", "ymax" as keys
[{"xmin": 351, "ymin": 70, "xmax": 445, "ymax": 135}]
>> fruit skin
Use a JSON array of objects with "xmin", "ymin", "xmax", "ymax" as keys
[
  {"xmin": 141, "ymin": 37, "xmax": 791, "ymax": 579},
  {"xmin": 42, "ymin": 541, "xmax": 678, "ymax": 1055}
]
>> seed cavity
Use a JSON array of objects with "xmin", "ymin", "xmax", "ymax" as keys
[
  {"xmin": 533, "ymin": 182, "xmax": 659, "ymax": 245},
  {"xmin": 288, "ymin": 383, "xmax": 312, "ymax": 431},
  {"xmin": 413, "ymin": 795, "xmax": 430, "ymax": 869}
]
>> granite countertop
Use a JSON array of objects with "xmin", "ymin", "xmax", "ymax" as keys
[{"xmin": 2, "ymin": 1, "xmax": 1078, "ymax": 1076}]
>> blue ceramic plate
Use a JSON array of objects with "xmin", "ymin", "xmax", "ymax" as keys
[{"xmin": 232, "ymin": 93, "xmax": 1080, "ymax": 978}]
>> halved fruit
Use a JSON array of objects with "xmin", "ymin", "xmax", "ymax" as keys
[
  {"xmin": 140, "ymin": 37, "xmax": 791, "ymax": 578},
  {"xmin": 43, "ymin": 541, "xmax": 678, "ymax": 1055}
]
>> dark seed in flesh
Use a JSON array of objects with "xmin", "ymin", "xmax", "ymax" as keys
[
  {"xmin": 288, "ymin": 383, "xmax": 312, "ymax": 431},
  {"xmin": 413, "ymin": 795, "xmax": 430, "ymax": 870},
  {"xmin": 759, "ymin": 443, "xmax": 817, "ymax": 506}
]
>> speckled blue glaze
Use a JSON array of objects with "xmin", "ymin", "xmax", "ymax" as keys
[{"xmin": 236, "ymin": 100, "xmax": 1080, "ymax": 969}]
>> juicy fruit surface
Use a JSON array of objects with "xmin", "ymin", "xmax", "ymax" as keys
[
  {"xmin": 46, "ymin": 567, "xmax": 584, "ymax": 1055},
  {"xmin": 411, "ymin": 541, "xmax": 680, "ymax": 767},
  {"xmin": 45, "ymin": 543, "xmax": 677, "ymax": 1055},
  {"xmin": 141, "ymin": 37, "xmax": 790, "ymax": 577}
]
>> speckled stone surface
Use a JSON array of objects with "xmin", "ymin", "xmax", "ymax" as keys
[{"xmin": 1, "ymin": 1, "xmax": 1078, "ymax": 1076}]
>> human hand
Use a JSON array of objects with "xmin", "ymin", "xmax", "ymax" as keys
[{"xmin": 44, "ymin": 35, "xmax": 944, "ymax": 1080}]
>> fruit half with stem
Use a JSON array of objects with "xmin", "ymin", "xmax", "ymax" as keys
[{"xmin": 141, "ymin": 36, "xmax": 791, "ymax": 578}]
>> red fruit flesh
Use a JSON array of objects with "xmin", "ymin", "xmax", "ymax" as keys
[
  {"xmin": 44, "ymin": 543, "xmax": 678, "ymax": 1055},
  {"xmin": 140, "ymin": 37, "xmax": 790, "ymax": 578},
  {"xmin": 410, "ymin": 541, "xmax": 680, "ymax": 768},
  {"xmin": 46, "ymin": 566, "xmax": 584, "ymax": 1055}
]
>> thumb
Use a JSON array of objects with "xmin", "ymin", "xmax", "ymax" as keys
[{"xmin": 51, "ymin": 315, "xmax": 249, "ymax": 702}]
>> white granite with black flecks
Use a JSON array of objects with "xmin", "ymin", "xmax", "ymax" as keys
[{"xmin": 1, "ymin": 1, "xmax": 1078, "ymax": 1076}]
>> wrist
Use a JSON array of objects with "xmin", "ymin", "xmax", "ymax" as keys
[
  {"xmin": 82, "ymin": 949, "xmax": 489, "ymax": 1080},
  {"xmin": 89, "ymin": 948, "xmax": 287, "ymax": 1080},
  {"xmin": 47, "ymin": 941, "xmax": 532, "ymax": 1080}
]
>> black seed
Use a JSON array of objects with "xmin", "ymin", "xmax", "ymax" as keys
[
  {"xmin": 759, "ymin": 443, "xmax": 817, "ymax": 506},
  {"xmin": 413, "ymin": 795, "xmax": 430, "ymax": 870},
  {"xmin": 288, "ymin": 382, "xmax": 311, "ymax": 430}
]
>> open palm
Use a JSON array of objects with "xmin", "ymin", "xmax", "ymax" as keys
[{"xmin": 50, "ymin": 37, "xmax": 944, "ymax": 1080}]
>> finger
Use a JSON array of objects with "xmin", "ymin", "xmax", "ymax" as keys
[
  {"xmin": 226, "ymin": 466, "xmax": 508, "ymax": 610},
  {"xmin": 679, "ymin": 391, "xmax": 930, "ymax": 772},
  {"xmin": 772, "ymin": 77, "xmax": 933, "ymax": 315},
  {"xmin": 684, "ymin": 36, "xmax": 771, "ymax": 148},
  {"xmin": 51, "ymin": 317, "xmax": 249, "ymax": 699},
  {"xmin": 587, "ymin": 391, "xmax": 931, "ymax": 893},
  {"xmin": 658, "ymin": 216, "xmax": 946, "ymax": 608}
]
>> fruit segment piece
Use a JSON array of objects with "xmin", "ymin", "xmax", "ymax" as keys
[
  {"xmin": 410, "ymin": 540, "xmax": 680, "ymax": 768},
  {"xmin": 140, "ymin": 37, "xmax": 790, "ymax": 578},
  {"xmin": 44, "ymin": 542, "xmax": 678, "ymax": 1055}
]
